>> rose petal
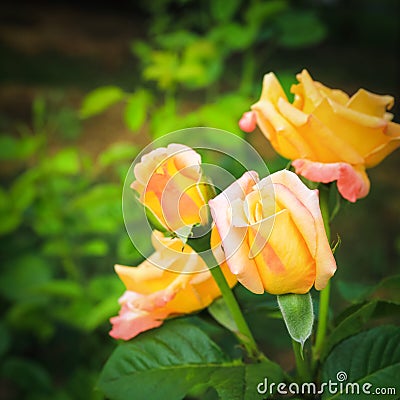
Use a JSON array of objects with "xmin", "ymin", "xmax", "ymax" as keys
[
  {"xmin": 260, "ymin": 72, "xmax": 288, "ymax": 103},
  {"xmin": 312, "ymin": 98, "xmax": 388, "ymax": 159},
  {"xmin": 250, "ymin": 210, "xmax": 316, "ymax": 294},
  {"xmin": 270, "ymin": 182, "xmax": 317, "ymax": 257},
  {"xmin": 347, "ymin": 88, "xmax": 394, "ymax": 117},
  {"xmin": 267, "ymin": 170, "xmax": 336, "ymax": 290},
  {"xmin": 252, "ymin": 99, "xmax": 313, "ymax": 160},
  {"xmin": 209, "ymin": 171, "xmax": 265, "ymax": 294},
  {"xmin": 109, "ymin": 298, "xmax": 169, "ymax": 340},
  {"xmin": 292, "ymin": 159, "xmax": 370, "ymax": 202},
  {"xmin": 314, "ymin": 82, "xmax": 349, "ymax": 105},
  {"xmin": 239, "ymin": 111, "xmax": 257, "ymax": 132},
  {"xmin": 292, "ymin": 70, "xmax": 324, "ymax": 113}
]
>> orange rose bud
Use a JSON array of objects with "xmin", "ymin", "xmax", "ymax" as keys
[{"xmin": 131, "ymin": 144, "xmax": 209, "ymax": 232}]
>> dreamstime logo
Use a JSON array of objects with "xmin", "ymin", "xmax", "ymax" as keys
[
  {"xmin": 336, "ymin": 371, "xmax": 347, "ymax": 382},
  {"xmin": 122, "ymin": 127, "xmax": 275, "ymax": 273},
  {"xmin": 256, "ymin": 371, "xmax": 397, "ymax": 397}
]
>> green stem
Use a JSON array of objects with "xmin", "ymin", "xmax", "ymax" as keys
[
  {"xmin": 201, "ymin": 250, "xmax": 262, "ymax": 361},
  {"xmin": 314, "ymin": 281, "xmax": 331, "ymax": 357},
  {"xmin": 313, "ymin": 186, "xmax": 331, "ymax": 363},
  {"xmin": 319, "ymin": 186, "xmax": 331, "ymax": 241},
  {"xmin": 292, "ymin": 340, "xmax": 311, "ymax": 383}
]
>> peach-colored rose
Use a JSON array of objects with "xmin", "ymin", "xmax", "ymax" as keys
[
  {"xmin": 240, "ymin": 70, "xmax": 400, "ymax": 202},
  {"xmin": 131, "ymin": 144, "xmax": 208, "ymax": 232},
  {"xmin": 208, "ymin": 170, "xmax": 336, "ymax": 295},
  {"xmin": 110, "ymin": 230, "xmax": 236, "ymax": 340}
]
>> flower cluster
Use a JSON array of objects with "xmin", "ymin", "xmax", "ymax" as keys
[{"xmin": 110, "ymin": 70, "xmax": 399, "ymax": 340}]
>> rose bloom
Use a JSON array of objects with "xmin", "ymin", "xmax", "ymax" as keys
[
  {"xmin": 208, "ymin": 170, "xmax": 336, "ymax": 295},
  {"xmin": 240, "ymin": 70, "xmax": 400, "ymax": 202},
  {"xmin": 110, "ymin": 230, "xmax": 236, "ymax": 340},
  {"xmin": 131, "ymin": 144, "xmax": 208, "ymax": 232}
]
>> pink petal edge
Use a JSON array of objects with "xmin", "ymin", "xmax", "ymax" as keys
[
  {"xmin": 292, "ymin": 159, "xmax": 370, "ymax": 202},
  {"xmin": 208, "ymin": 171, "xmax": 265, "ymax": 294},
  {"xmin": 239, "ymin": 111, "xmax": 257, "ymax": 133},
  {"xmin": 109, "ymin": 303, "xmax": 169, "ymax": 340}
]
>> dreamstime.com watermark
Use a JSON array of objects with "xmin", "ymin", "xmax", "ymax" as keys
[{"xmin": 257, "ymin": 371, "xmax": 397, "ymax": 397}]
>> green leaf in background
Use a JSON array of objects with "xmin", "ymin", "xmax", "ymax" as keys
[
  {"xmin": 131, "ymin": 40, "xmax": 152, "ymax": 62},
  {"xmin": 320, "ymin": 301, "xmax": 377, "ymax": 362},
  {"xmin": 244, "ymin": 0, "xmax": 288, "ymax": 26},
  {"xmin": 177, "ymin": 43, "xmax": 220, "ymax": 88},
  {"xmin": 45, "ymin": 148, "xmax": 80, "ymax": 175},
  {"xmin": 72, "ymin": 183, "xmax": 120, "ymax": 209},
  {"xmin": 276, "ymin": 11, "xmax": 327, "ymax": 48},
  {"xmin": 83, "ymin": 297, "xmax": 121, "ymax": 331},
  {"xmin": 124, "ymin": 90, "xmax": 152, "ymax": 132},
  {"xmin": 321, "ymin": 325, "xmax": 400, "ymax": 400},
  {"xmin": 88, "ymin": 275, "xmax": 124, "ymax": 302},
  {"xmin": 143, "ymin": 51, "xmax": 179, "ymax": 90},
  {"xmin": 0, "ymin": 135, "xmax": 21, "ymax": 160},
  {"xmin": 0, "ymin": 254, "xmax": 52, "ymax": 302},
  {"xmin": 197, "ymin": 93, "xmax": 251, "ymax": 134},
  {"xmin": 321, "ymin": 295, "xmax": 400, "ymax": 361},
  {"xmin": 209, "ymin": 23, "xmax": 255, "ymax": 52},
  {"xmin": 0, "ymin": 208, "xmax": 21, "ymax": 235},
  {"xmin": 277, "ymin": 292, "xmax": 313, "ymax": 351},
  {"xmin": 36, "ymin": 280, "xmax": 83, "ymax": 299},
  {"xmin": 0, "ymin": 134, "xmax": 41, "ymax": 161},
  {"xmin": 84, "ymin": 275, "xmax": 124, "ymax": 330},
  {"xmin": 368, "ymin": 274, "xmax": 400, "ymax": 304},
  {"xmin": 78, "ymin": 239, "xmax": 109, "ymax": 257},
  {"xmin": 80, "ymin": 86, "xmax": 125, "ymax": 118},
  {"xmin": 98, "ymin": 320, "xmax": 284, "ymax": 400},
  {"xmin": 208, "ymin": 298, "xmax": 238, "ymax": 333},
  {"xmin": 155, "ymin": 30, "xmax": 197, "ymax": 50},
  {"xmin": 6, "ymin": 299, "xmax": 55, "ymax": 339},
  {"xmin": 10, "ymin": 172, "xmax": 37, "ymax": 212},
  {"xmin": 117, "ymin": 234, "xmax": 142, "ymax": 264},
  {"xmin": 337, "ymin": 274, "xmax": 400, "ymax": 306},
  {"xmin": 1, "ymin": 357, "xmax": 52, "ymax": 394},
  {"xmin": 70, "ymin": 183, "xmax": 121, "ymax": 234},
  {"xmin": 245, "ymin": 303, "xmax": 283, "ymax": 320},
  {"xmin": 337, "ymin": 280, "xmax": 373, "ymax": 304},
  {"xmin": 51, "ymin": 107, "xmax": 82, "ymax": 140},
  {"xmin": 210, "ymin": 0, "xmax": 240, "ymax": 22},
  {"xmin": 42, "ymin": 238, "xmax": 70, "ymax": 256}
]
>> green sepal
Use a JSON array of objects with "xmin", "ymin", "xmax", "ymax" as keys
[{"xmin": 277, "ymin": 292, "xmax": 314, "ymax": 355}]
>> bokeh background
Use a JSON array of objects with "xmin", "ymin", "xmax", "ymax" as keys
[{"xmin": 0, "ymin": 0, "xmax": 399, "ymax": 399}]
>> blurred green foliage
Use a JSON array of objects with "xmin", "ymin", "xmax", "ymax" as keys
[
  {"xmin": 81, "ymin": 0, "xmax": 327, "ymax": 139},
  {"xmin": 2, "ymin": 1, "xmax": 329, "ymax": 395},
  {"xmin": 0, "ymin": 97, "xmax": 143, "ymax": 399}
]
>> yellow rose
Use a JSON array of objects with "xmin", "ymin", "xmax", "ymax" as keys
[
  {"xmin": 208, "ymin": 170, "xmax": 336, "ymax": 295},
  {"xmin": 110, "ymin": 230, "xmax": 236, "ymax": 340},
  {"xmin": 240, "ymin": 70, "xmax": 400, "ymax": 202},
  {"xmin": 131, "ymin": 144, "xmax": 208, "ymax": 232}
]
